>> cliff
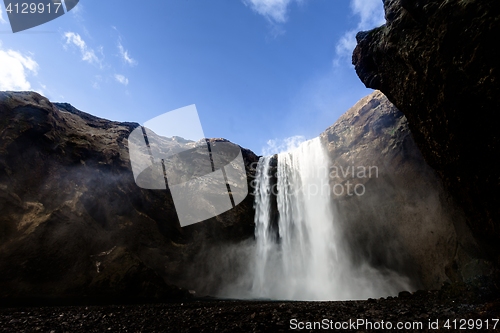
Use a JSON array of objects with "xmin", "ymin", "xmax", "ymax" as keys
[
  {"xmin": 353, "ymin": 0, "xmax": 500, "ymax": 263},
  {"xmin": 0, "ymin": 91, "xmax": 258, "ymax": 301},
  {"xmin": 321, "ymin": 91, "xmax": 485, "ymax": 289}
]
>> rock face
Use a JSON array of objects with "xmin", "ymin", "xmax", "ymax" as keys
[
  {"xmin": 321, "ymin": 91, "xmax": 487, "ymax": 289},
  {"xmin": 0, "ymin": 91, "xmax": 258, "ymax": 301},
  {"xmin": 353, "ymin": 0, "xmax": 500, "ymax": 263}
]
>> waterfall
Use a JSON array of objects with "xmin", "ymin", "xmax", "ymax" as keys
[{"xmin": 248, "ymin": 137, "xmax": 412, "ymax": 301}]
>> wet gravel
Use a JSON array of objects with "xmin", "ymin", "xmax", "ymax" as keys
[{"xmin": 1, "ymin": 291, "xmax": 499, "ymax": 332}]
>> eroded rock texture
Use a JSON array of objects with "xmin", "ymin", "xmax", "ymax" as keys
[
  {"xmin": 0, "ymin": 91, "xmax": 258, "ymax": 301},
  {"xmin": 321, "ymin": 91, "xmax": 484, "ymax": 289},
  {"xmin": 353, "ymin": 0, "xmax": 500, "ymax": 262}
]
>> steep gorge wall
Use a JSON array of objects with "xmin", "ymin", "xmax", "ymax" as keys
[{"xmin": 353, "ymin": 0, "xmax": 500, "ymax": 263}]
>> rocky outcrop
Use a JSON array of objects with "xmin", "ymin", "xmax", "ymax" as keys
[
  {"xmin": 321, "ymin": 91, "xmax": 487, "ymax": 289},
  {"xmin": 353, "ymin": 0, "xmax": 500, "ymax": 263},
  {"xmin": 0, "ymin": 91, "xmax": 258, "ymax": 301}
]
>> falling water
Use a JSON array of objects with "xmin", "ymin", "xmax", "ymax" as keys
[{"xmin": 249, "ymin": 137, "xmax": 412, "ymax": 301}]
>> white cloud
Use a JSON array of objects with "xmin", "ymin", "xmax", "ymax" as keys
[
  {"xmin": 117, "ymin": 41, "xmax": 137, "ymax": 66},
  {"xmin": 36, "ymin": 83, "xmax": 47, "ymax": 96},
  {"xmin": 352, "ymin": 0, "xmax": 386, "ymax": 28},
  {"xmin": 92, "ymin": 75, "xmax": 102, "ymax": 89},
  {"xmin": 69, "ymin": 2, "xmax": 84, "ymax": 23},
  {"xmin": 335, "ymin": 0, "xmax": 385, "ymax": 61},
  {"xmin": 0, "ymin": 6, "xmax": 7, "ymax": 24},
  {"xmin": 335, "ymin": 30, "xmax": 357, "ymax": 63},
  {"xmin": 243, "ymin": 0, "xmax": 309, "ymax": 37},
  {"xmin": 63, "ymin": 32, "xmax": 101, "ymax": 66},
  {"xmin": 243, "ymin": 0, "xmax": 292, "ymax": 23},
  {"xmin": 244, "ymin": 0, "xmax": 309, "ymax": 24},
  {"xmin": 262, "ymin": 135, "xmax": 306, "ymax": 156},
  {"xmin": 114, "ymin": 74, "xmax": 129, "ymax": 86},
  {"xmin": 0, "ymin": 43, "xmax": 39, "ymax": 91},
  {"xmin": 70, "ymin": 2, "xmax": 82, "ymax": 14}
]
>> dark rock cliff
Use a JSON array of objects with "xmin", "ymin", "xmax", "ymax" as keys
[
  {"xmin": 0, "ymin": 91, "xmax": 258, "ymax": 301},
  {"xmin": 321, "ymin": 91, "xmax": 485, "ymax": 289},
  {"xmin": 353, "ymin": 0, "xmax": 500, "ymax": 263}
]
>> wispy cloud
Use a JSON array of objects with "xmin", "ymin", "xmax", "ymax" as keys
[
  {"xmin": 0, "ymin": 43, "xmax": 39, "ymax": 91},
  {"xmin": 70, "ymin": 2, "xmax": 82, "ymax": 15},
  {"xmin": 114, "ymin": 74, "xmax": 129, "ymax": 86},
  {"xmin": 352, "ymin": 0, "xmax": 386, "ymax": 28},
  {"xmin": 92, "ymin": 75, "xmax": 102, "ymax": 89},
  {"xmin": 242, "ymin": 0, "xmax": 308, "ymax": 37},
  {"xmin": 243, "ymin": 0, "xmax": 294, "ymax": 23},
  {"xmin": 262, "ymin": 135, "xmax": 306, "ymax": 156},
  {"xmin": 68, "ymin": 1, "xmax": 84, "ymax": 23},
  {"xmin": 117, "ymin": 41, "xmax": 137, "ymax": 66},
  {"xmin": 63, "ymin": 32, "xmax": 102, "ymax": 66},
  {"xmin": 0, "ymin": 6, "xmax": 7, "ymax": 24},
  {"xmin": 335, "ymin": 0, "xmax": 385, "ymax": 62}
]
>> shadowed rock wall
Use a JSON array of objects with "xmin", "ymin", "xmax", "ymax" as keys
[
  {"xmin": 353, "ymin": 0, "xmax": 500, "ymax": 263},
  {"xmin": 0, "ymin": 91, "xmax": 258, "ymax": 301}
]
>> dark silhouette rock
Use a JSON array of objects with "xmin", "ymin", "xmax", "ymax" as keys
[{"xmin": 352, "ymin": 0, "xmax": 500, "ymax": 263}]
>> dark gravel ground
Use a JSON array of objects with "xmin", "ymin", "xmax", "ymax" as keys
[{"xmin": 1, "ymin": 289, "xmax": 499, "ymax": 332}]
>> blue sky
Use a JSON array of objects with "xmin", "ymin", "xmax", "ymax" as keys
[{"xmin": 0, "ymin": 0, "xmax": 385, "ymax": 155}]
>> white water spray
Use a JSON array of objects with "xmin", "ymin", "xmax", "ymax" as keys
[{"xmin": 248, "ymin": 137, "xmax": 412, "ymax": 300}]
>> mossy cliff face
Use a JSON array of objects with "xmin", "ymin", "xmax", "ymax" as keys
[
  {"xmin": 0, "ymin": 91, "xmax": 258, "ymax": 300},
  {"xmin": 353, "ymin": 0, "xmax": 500, "ymax": 263}
]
